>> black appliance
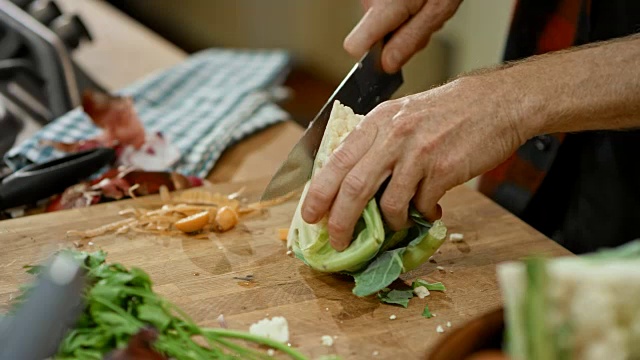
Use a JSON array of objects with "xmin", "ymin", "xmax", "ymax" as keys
[{"xmin": 0, "ymin": 0, "xmax": 106, "ymax": 176}]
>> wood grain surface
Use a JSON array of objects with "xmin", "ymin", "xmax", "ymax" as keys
[{"xmin": 0, "ymin": 178, "xmax": 570, "ymax": 360}]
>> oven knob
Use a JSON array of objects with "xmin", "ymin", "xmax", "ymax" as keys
[
  {"xmin": 49, "ymin": 13, "xmax": 92, "ymax": 49},
  {"xmin": 28, "ymin": 0, "xmax": 62, "ymax": 26}
]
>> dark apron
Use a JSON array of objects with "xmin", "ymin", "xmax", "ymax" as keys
[{"xmin": 502, "ymin": 0, "xmax": 640, "ymax": 254}]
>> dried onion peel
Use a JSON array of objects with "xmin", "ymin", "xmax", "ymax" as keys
[{"xmin": 67, "ymin": 187, "xmax": 297, "ymax": 239}]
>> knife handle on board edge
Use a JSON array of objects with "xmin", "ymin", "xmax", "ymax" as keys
[{"xmin": 0, "ymin": 253, "xmax": 87, "ymax": 360}]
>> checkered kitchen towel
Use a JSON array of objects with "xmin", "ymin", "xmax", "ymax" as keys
[{"xmin": 4, "ymin": 48, "xmax": 291, "ymax": 178}]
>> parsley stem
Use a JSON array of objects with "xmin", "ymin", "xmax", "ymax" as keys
[{"xmin": 202, "ymin": 329, "xmax": 308, "ymax": 360}]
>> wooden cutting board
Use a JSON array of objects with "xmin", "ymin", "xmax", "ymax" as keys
[{"xmin": 0, "ymin": 178, "xmax": 570, "ymax": 359}]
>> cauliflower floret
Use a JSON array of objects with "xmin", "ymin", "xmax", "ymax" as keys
[{"xmin": 249, "ymin": 316, "xmax": 289, "ymax": 343}]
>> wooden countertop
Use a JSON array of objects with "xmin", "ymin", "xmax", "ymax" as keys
[
  {"xmin": 0, "ymin": 178, "xmax": 570, "ymax": 359},
  {"xmin": 0, "ymin": 2, "xmax": 571, "ymax": 359}
]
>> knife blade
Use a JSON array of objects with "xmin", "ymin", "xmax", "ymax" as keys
[{"xmin": 261, "ymin": 40, "xmax": 403, "ymax": 201}]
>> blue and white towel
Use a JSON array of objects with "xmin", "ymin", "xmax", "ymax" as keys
[{"xmin": 4, "ymin": 48, "xmax": 291, "ymax": 178}]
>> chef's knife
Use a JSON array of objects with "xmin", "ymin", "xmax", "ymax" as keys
[{"xmin": 261, "ymin": 40, "xmax": 403, "ymax": 201}]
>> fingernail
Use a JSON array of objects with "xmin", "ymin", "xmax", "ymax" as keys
[
  {"xmin": 301, "ymin": 207, "xmax": 318, "ymax": 223},
  {"xmin": 387, "ymin": 50, "xmax": 401, "ymax": 71},
  {"xmin": 330, "ymin": 237, "xmax": 347, "ymax": 252}
]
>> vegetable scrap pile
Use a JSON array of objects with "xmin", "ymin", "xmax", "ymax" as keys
[
  {"xmin": 287, "ymin": 101, "xmax": 448, "ymax": 299},
  {"xmin": 41, "ymin": 89, "xmax": 146, "ymax": 153},
  {"xmin": 67, "ymin": 187, "xmax": 296, "ymax": 239},
  {"xmin": 47, "ymin": 167, "xmax": 203, "ymax": 213},
  {"xmin": 8, "ymin": 250, "xmax": 308, "ymax": 360}
]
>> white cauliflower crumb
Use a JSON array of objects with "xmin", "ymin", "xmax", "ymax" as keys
[
  {"xmin": 286, "ymin": 250, "xmax": 292, "ymax": 256},
  {"xmin": 437, "ymin": 266, "xmax": 445, "ymax": 271},
  {"xmin": 372, "ymin": 351, "xmax": 380, "ymax": 356},
  {"xmin": 413, "ymin": 286, "xmax": 430, "ymax": 299},
  {"xmin": 267, "ymin": 349, "xmax": 275, "ymax": 356},
  {"xmin": 447, "ymin": 321, "xmax": 452, "ymax": 327},
  {"xmin": 389, "ymin": 314, "xmax": 397, "ymax": 320},
  {"xmin": 449, "ymin": 233, "xmax": 464, "ymax": 242},
  {"xmin": 436, "ymin": 325, "xmax": 445, "ymax": 333},
  {"xmin": 321, "ymin": 335, "xmax": 334, "ymax": 346},
  {"xmin": 249, "ymin": 316, "xmax": 289, "ymax": 343}
]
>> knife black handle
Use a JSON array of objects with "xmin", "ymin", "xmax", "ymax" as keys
[{"xmin": 0, "ymin": 147, "xmax": 115, "ymax": 210}]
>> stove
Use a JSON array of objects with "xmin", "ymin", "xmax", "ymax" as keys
[{"xmin": 0, "ymin": 0, "xmax": 105, "ymax": 175}]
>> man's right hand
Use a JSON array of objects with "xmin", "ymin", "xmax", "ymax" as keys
[{"xmin": 344, "ymin": 0, "xmax": 463, "ymax": 73}]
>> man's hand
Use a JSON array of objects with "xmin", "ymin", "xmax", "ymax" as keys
[
  {"xmin": 301, "ymin": 75, "xmax": 529, "ymax": 251},
  {"xmin": 344, "ymin": 0, "xmax": 463, "ymax": 73},
  {"xmin": 301, "ymin": 34, "xmax": 640, "ymax": 252}
]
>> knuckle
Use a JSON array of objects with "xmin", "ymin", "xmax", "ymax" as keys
[
  {"xmin": 417, "ymin": 140, "xmax": 436, "ymax": 156},
  {"xmin": 328, "ymin": 218, "xmax": 348, "ymax": 236},
  {"xmin": 342, "ymin": 173, "xmax": 367, "ymax": 198},
  {"xmin": 432, "ymin": 157, "xmax": 451, "ymax": 175},
  {"xmin": 306, "ymin": 185, "xmax": 332, "ymax": 205},
  {"xmin": 389, "ymin": 115, "xmax": 416, "ymax": 138},
  {"xmin": 380, "ymin": 198, "xmax": 405, "ymax": 218},
  {"xmin": 400, "ymin": 30, "xmax": 427, "ymax": 52},
  {"xmin": 331, "ymin": 147, "xmax": 357, "ymax": 171},
  {"xmin": 416, "ymin": 132, "xmax": 444, "ymax": 156}
]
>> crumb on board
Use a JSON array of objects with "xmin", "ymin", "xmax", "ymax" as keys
[
  {"xmin": 267, "ymin": 349, "xmax": 275, "ymax": 356},
  {"xmin": 428, "ymin": 256, "xmax": 436, "ymax": 263},
  {"xmin": 321, "ymin": 335, "xmax": 334, "ymax": 347},
  {"xmin": 437, "ymin": 266, "xmax": 445, "ymax": 271},
  {"xmin": 372, "ymin": 351, "xmax": 380, "ymax": 356},
  {"xmin": 278, "ymin": 228, "xmax": 289, "ymax": 241},
  {"xmin": 249, "ymin": 316, "xmax": 289, "ymax": 343},
  {"xmin": 447, "ymin": 321, "xmax": 452, "ymax": 327},
  {"xmin": 217, "ymin": 314, "xmax": 227, "ymax": 328},
  {"xmin": 286, "ymin": 250, "xmax": 293, "ymax": 256},
  {"xmin": 413, "ymin": 286, "xmax": 430, "ymax": 299},
  {"xmin": 389, "ymin": 314, "xmax": 397, "ymax": 320},
  {"xmin": 436, "ymin": 325, "xmax": 445, "ymax": 333},
  {"xmin": 449, "ymin": 233, "xmax": 464, "ymax": 242}
]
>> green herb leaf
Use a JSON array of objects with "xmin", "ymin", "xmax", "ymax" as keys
[
  {"xmin": 22, "ymin": 264, "xmax": 42, "ymax": 275},
  {"xmin": 89, "ymin": 283, "xmax": 122, "ymax": 304},
  {"xmin": 352, "ymin": 249, "xmax": 404, "ymax": 297},
  {"xmin": 129, "ymin": 267, "xmax": 152, "ymax": 288},
  {"xmin": 411, "ymin": 279, "xmax": 446, "ymax": 292},
  {"xmin": 10, "ymin": 249, "xmax": 312, "ymax": 360},
  {"xmin": 422, "ymin": 303, "xmax": 433, "ymax": 318},
  {"xmin": 377, "ymin": 289, "xmax": 414, "ymax": 308},
  {"xmin": 137, "ymin": 303, "xmax": 172, "ymax": 331},
  {"xmin": 63, "ymin": 329, "xmax": 111, "ymax": 351}
]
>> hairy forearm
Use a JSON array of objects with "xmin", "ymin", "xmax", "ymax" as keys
[{"xmin": 477, "ymin": 34, "xmax": 640, "ymax": 139}]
